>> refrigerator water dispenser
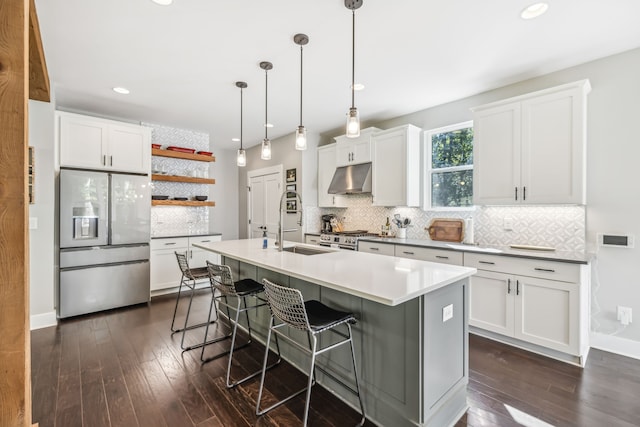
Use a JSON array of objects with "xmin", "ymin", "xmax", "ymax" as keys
[{"xmin": 72, "ymin": 207, "xmax": 99, "ymax": 240}]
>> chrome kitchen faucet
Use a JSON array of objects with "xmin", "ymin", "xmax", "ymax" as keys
[{"xmin": 276, "ymin": 190, "xmax": 303, "ymax": 251}]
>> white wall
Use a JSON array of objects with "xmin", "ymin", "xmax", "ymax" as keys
[
  {"xmin": 322, "ymin": 47, "xmax": 640, "ymax": 349},
  {"xmin": 210, "ymin": 147, "xmax": 239, "ymax": 239},
  {"xmin": 28, "ymin": 100, "xmax": 57, "ymax": 329}
]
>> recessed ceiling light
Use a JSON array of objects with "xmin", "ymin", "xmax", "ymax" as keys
[
  {"xmin": 521, "ymin": 2, "xmax": 549, "ymax": 19},
  {"xmin": 264, "ymin": 123, "xmax": 274, "ymax": 128},
  {"xmin": 112, "ymin": 87, "xmax": 130, "ymax": 95},
  {"xmin": 151, "ymin": 0, "xmax": 173, "ymax": 5},
  {"xmin": 231, "ymin": 138, "xmax": 240, "ymax": 142},
  {"xmin": 352, "ymin": 83, "xmax": 365, "ymax": 91}
]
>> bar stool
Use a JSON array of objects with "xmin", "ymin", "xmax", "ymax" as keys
[
  {"xmin": 202, "ymin": 261, "xmax": 281, "ymax": 388},
  {"xmin": 256, "ymin": 278, "xmax": 365, "ymax": 427},
  {"xmin": 171, "ymin": 251, "xmax": 217, "ymax": 351}
]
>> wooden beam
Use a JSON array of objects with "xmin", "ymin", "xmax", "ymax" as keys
[
  {"xmin": 28, "ymin": 0, "xmax": 49, "ymax": 102},
  {"xmin": 0, "ymin": 0, "xmax": 32, "ymax": 426}
]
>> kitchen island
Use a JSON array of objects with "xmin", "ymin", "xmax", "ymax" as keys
[{"xmin": 193, "ymin": 238, "xmax": 476, "ymax": 427}]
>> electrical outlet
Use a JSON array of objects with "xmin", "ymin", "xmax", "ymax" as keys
[
  {"xmin": 503, "ymin": 217, "xmax": 514, "ymax": 231},
  {"xmin": 442, "ymin": 304, "xmax": 453, "ymax": 322},
  {"xmin": 617, "ymin": 306, "xmax": 633, "ymax": 325}
]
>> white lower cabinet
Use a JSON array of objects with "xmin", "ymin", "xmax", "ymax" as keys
[
  {"xmin": 304, "ymin": 234, "xmax": 321, "ymax": 245},
  {"xmin": 150, "ymin": 235, "xmax": 221, "ymax": 292},
  {"xmin": 394, "ymin": 244, "xmax": 463, "ymax": 265},
  {"xmin": 357, "ymin": 241, "xmax": 395, "ymax": 256},
  {"xmin": 465, "ymin": 253, "xmax": 588, "ymax": 364}
]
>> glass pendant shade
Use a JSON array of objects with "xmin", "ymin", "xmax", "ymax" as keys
[
  {"xmin": 261, "ymin": 138, "xmax": 272, "ymax": 160},
  {"xmin": 295, "ymin": 126, "xmax": 307, "ymax": 150},
  {"xmin": 346, "ymin": 107, "xmax": 360, "ymax": 138},
  {"xmin": 236, "ymin": 148, "xmax": 246, "ymax": 167}
]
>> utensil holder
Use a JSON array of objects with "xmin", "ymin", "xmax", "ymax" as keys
[{"xmin": 397, "ymin": 228, "xmax": 407, "ymax": 239}]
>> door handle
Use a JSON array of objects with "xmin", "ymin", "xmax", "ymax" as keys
[
  {"xmin": 515, "ymin": 186, "xmax": 518, "ymax": 201},
  {"xmin": 103, "ymin": 155, "xmax": 106, "ymax": 166},
  {"xmin": 507, "ymin": 278, "xmax": 511, "ymax": 294},
  {"xmin": 110, "ymin": 155, "xmax": 113, "ymax": 166},
  {"xmin": 516, "ymin": 280, "xmax": 520, "ymax": 295}
]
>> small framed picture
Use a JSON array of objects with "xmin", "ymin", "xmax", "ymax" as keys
[
  {"xmin": 286, "ymin": 184, "xmax": 296, "ymax": 198},
  {"xmin": 286, "ymin": 168, "xmax": 296, "ymax": 183},
  {"xmin": 286, "ymin": 200, "xmax": 297, "ymax": 213}
]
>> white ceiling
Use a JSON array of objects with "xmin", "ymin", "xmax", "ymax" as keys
[{"xmin": 36, "ymin": 0, "xmax": 640, "ymax": 151}]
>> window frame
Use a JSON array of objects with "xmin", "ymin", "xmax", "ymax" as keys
[{"xmin": 423, "ymin": 120, "xmax": 475, "ymax": 211}]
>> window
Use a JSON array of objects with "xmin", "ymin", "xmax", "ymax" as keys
[{"xmin": 424, "ymin": 121, "xmax": 474, "ymax": 209}]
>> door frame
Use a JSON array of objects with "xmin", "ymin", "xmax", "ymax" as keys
[{"xmin": 246, "ymin": 164, "xmax": 283, "ymax": 238}]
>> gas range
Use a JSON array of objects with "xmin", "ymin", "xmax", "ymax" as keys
[{"xmin": 319, "ymin": 230, "xmax": 378, "ymax": 250}]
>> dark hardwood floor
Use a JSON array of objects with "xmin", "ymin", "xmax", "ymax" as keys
[{"xmin": 32, "ymin": 291, "xmax": 640, "ymax": 427}]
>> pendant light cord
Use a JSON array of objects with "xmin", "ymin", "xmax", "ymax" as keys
[
  {"xmin": 351, "ymin": 8, "xmax": 355, "ymax": 109},
  {"xmin": 240, "ymin": 87, "xmax": 243, "ymax": 150},
  {"xmin": 264, "ymin": 69, "xmax": 268, "ymax": 139},
  {"xmin": 300, "ymin": 45, "xmax": 303, "ymax": 127}
]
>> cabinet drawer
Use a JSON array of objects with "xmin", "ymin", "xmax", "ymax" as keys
[
  {"xmin": 395, "ymin": 245, "xmax": 463, "ymax": 266},
  {"xmin": 151, "ymin": 237, "xmax": 189, "ymax": 250},
  {"xmin": 190, "ymin": 235, "xmax": 222, "ymax": 246},
  {"xmin": 305, "ymin": 235, "xmax": 321, "ymax": 245},
  {"xmin": 358, "ymin": 241, "xmax": 395, "ymax": 256},
  {"xmin": 464, "ymin": 253, "xmax": 580, "ymax": 283}
]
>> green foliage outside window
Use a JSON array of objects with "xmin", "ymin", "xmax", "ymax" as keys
[{"xmin": 430, "ymin": 126, "xmax": 474, "ymax": 208}]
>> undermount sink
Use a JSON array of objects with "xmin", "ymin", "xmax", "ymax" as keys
[{"xmin": 282, "ymin": 246, "xmax": 332, "ymax": 256}]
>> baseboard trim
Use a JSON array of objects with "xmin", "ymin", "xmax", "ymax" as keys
[
  {"xmin": 30, "ymin": 311, "xmax": 57, "ymax": 330},
  {"xmin": 590, "ymin": 332, "xmax": 640, "ymax": 360}
]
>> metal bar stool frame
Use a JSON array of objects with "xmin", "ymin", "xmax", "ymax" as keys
[
  {"xmin": 256, "ymin": 278, "xmax": 366, "ymax": 427},
  {"xmin": 171, "ymin": 251, "xmax": 218, "ymax": 352},
  {"xmin": 202, "ymin": 261, "xmax": 282, "ymax": 388}
]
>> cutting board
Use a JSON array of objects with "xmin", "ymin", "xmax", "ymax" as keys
[{"xmin": 428, "ymin": 219, "xmax": 464, "ymax": 242}]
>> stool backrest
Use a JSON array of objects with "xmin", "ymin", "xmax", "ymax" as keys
[
  {"xmin": 206, "ymin": 261, "xmax": 237, "ymax": 296},
  {"xmin": 175, "ymin": 251, "xmax": 196, "ymax": 279},
  {"xmin": 262, "ymin": 278, "xmax": 310, "ymax": 331}
]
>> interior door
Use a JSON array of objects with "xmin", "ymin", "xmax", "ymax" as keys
[{"xmin": 248, "ymin": 171, "xmax": 281, "ymax": 239}]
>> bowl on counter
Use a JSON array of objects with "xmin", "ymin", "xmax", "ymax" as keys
[
  {"xmin": 151, "ymin": 195, "xmax": 169, "ymax": 200},
  {"xmin": 194, "ymin": 195, "xmax": 208, "ymax": 201}
]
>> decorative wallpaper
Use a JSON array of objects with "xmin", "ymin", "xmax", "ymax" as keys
[
  {"xmin": 143, "ymin": 123, "xmax": 212, "ymax": 238},
  {"xmin": 308, "ymin": 195, "xmax": 585, "ymax": 252}
]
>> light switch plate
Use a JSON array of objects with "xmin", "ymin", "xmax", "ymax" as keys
[
  {"xmin": 29, "ymin": 217, "xmax": 38, "ymax": 230},
  {"xmin": 442, "ymin": 304, "xmax": 453, "ymax": 322}
]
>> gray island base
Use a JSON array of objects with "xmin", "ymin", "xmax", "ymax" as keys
[{"xmin": 193, "ymin": 239, "xmax": 476, "ymax": 427}]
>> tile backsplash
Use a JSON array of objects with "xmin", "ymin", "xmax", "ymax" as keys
[
  {"xmin": 307, "ymin": 195, "xmax": 585, "ymax": 252},
  {"xmin": 144, "ymin": 123, "xmax": 211, "ymax": 238}
]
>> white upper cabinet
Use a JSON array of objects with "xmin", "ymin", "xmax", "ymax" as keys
[
  {"xmin": 371, "ymin": 124, "xmax": 421, "ymax": 206},
  {"xmin": 59, "ymin": 111, "xmax": 151, "ymax": 174},
  {"xmin": 317, "ymin": 144, "xmax": 346, "ymax": 208},
  {"xmin": 334, "ymin": 127, "xmax": 380, "ymax": 166},
  {"xmin": 472, "ymin": 80, "xmax": 590, "ymax": 205}
]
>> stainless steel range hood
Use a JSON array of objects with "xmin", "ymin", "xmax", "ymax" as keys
[{"xmin": 327, "ymin": 162, "xmax": 372, "ymax": 194}]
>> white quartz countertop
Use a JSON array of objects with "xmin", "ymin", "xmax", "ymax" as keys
[{"xmin": 192, "ymin": 238, "xmax": 476, "ymax": 306}]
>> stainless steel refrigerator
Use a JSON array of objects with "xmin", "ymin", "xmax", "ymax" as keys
[{"xmin": 59, "ymin": 168, "xmax": 151, "ymax": 318}]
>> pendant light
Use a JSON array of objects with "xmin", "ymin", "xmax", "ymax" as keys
[
  {"xmin": 345, "ymin": 0, "xmax": 363, "ymax": 138},
  {"xmin": 294, "ymin": 33, "xmax": 309, "ymax": 150},
  {"xmin": 260, "ymin": 61, "xmax": 273, "ymax": 160},
  {"xmin": 235, "ymin": 81, "xmax": 247, "ymax": 167}
]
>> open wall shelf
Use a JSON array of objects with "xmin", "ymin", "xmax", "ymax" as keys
[
  {"xmin": 152, "ymin": 200, "xmax": 215, "ymax": 207},
  {"xmin": 151, "ymin": 174, "xmax": 215, "ymax": 184},
  {"xmin": 152, "ymin": 148, "xmax": 216, "ymax": 162}
]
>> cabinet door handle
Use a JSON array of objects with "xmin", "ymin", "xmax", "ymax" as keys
[
  {"xmin": 200, "ymin": 240, "xmax": 211, "ymax": 243},
  {"xmin": 103, "ymin": 155, "xmax": 106, "ymax": 166},
  {"xmin": 110, "ymin": 155, "xmax": 113, "ymax": 166},
  {"xmin": 523, "ymin": 186, "xmax": 526, "ymax": 201},
  {"xmin": 370, "ymin": 247, "xmax": 379, "ymax": 251},
  {"xmin": 507, "ymin": 278, "xmax": 511, "ymax": 294},
  {"xmin": 478, "ymin": 260, "xmax": 495, "ymax": 265},
  {"xmin": 515, "ymin": 186, "xmax": 518, "ymax": 201},
  {"xmin": 402, "ymin": 251, "xmax": 414, "ymax": 255},
  {"xmin": 534, "ymin": 267, "xmax": 555, "ymax": 273},
  {"xmin": 435, "ymin": 255, "xmax": 449, "ymax": 259},
  {"xmin": 516, "ymin": 280, "xmax": 520, "ymax": 296},
  {"xmin": 164, "ymin": 242, "xmax": 176, "ymax": 246}
]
